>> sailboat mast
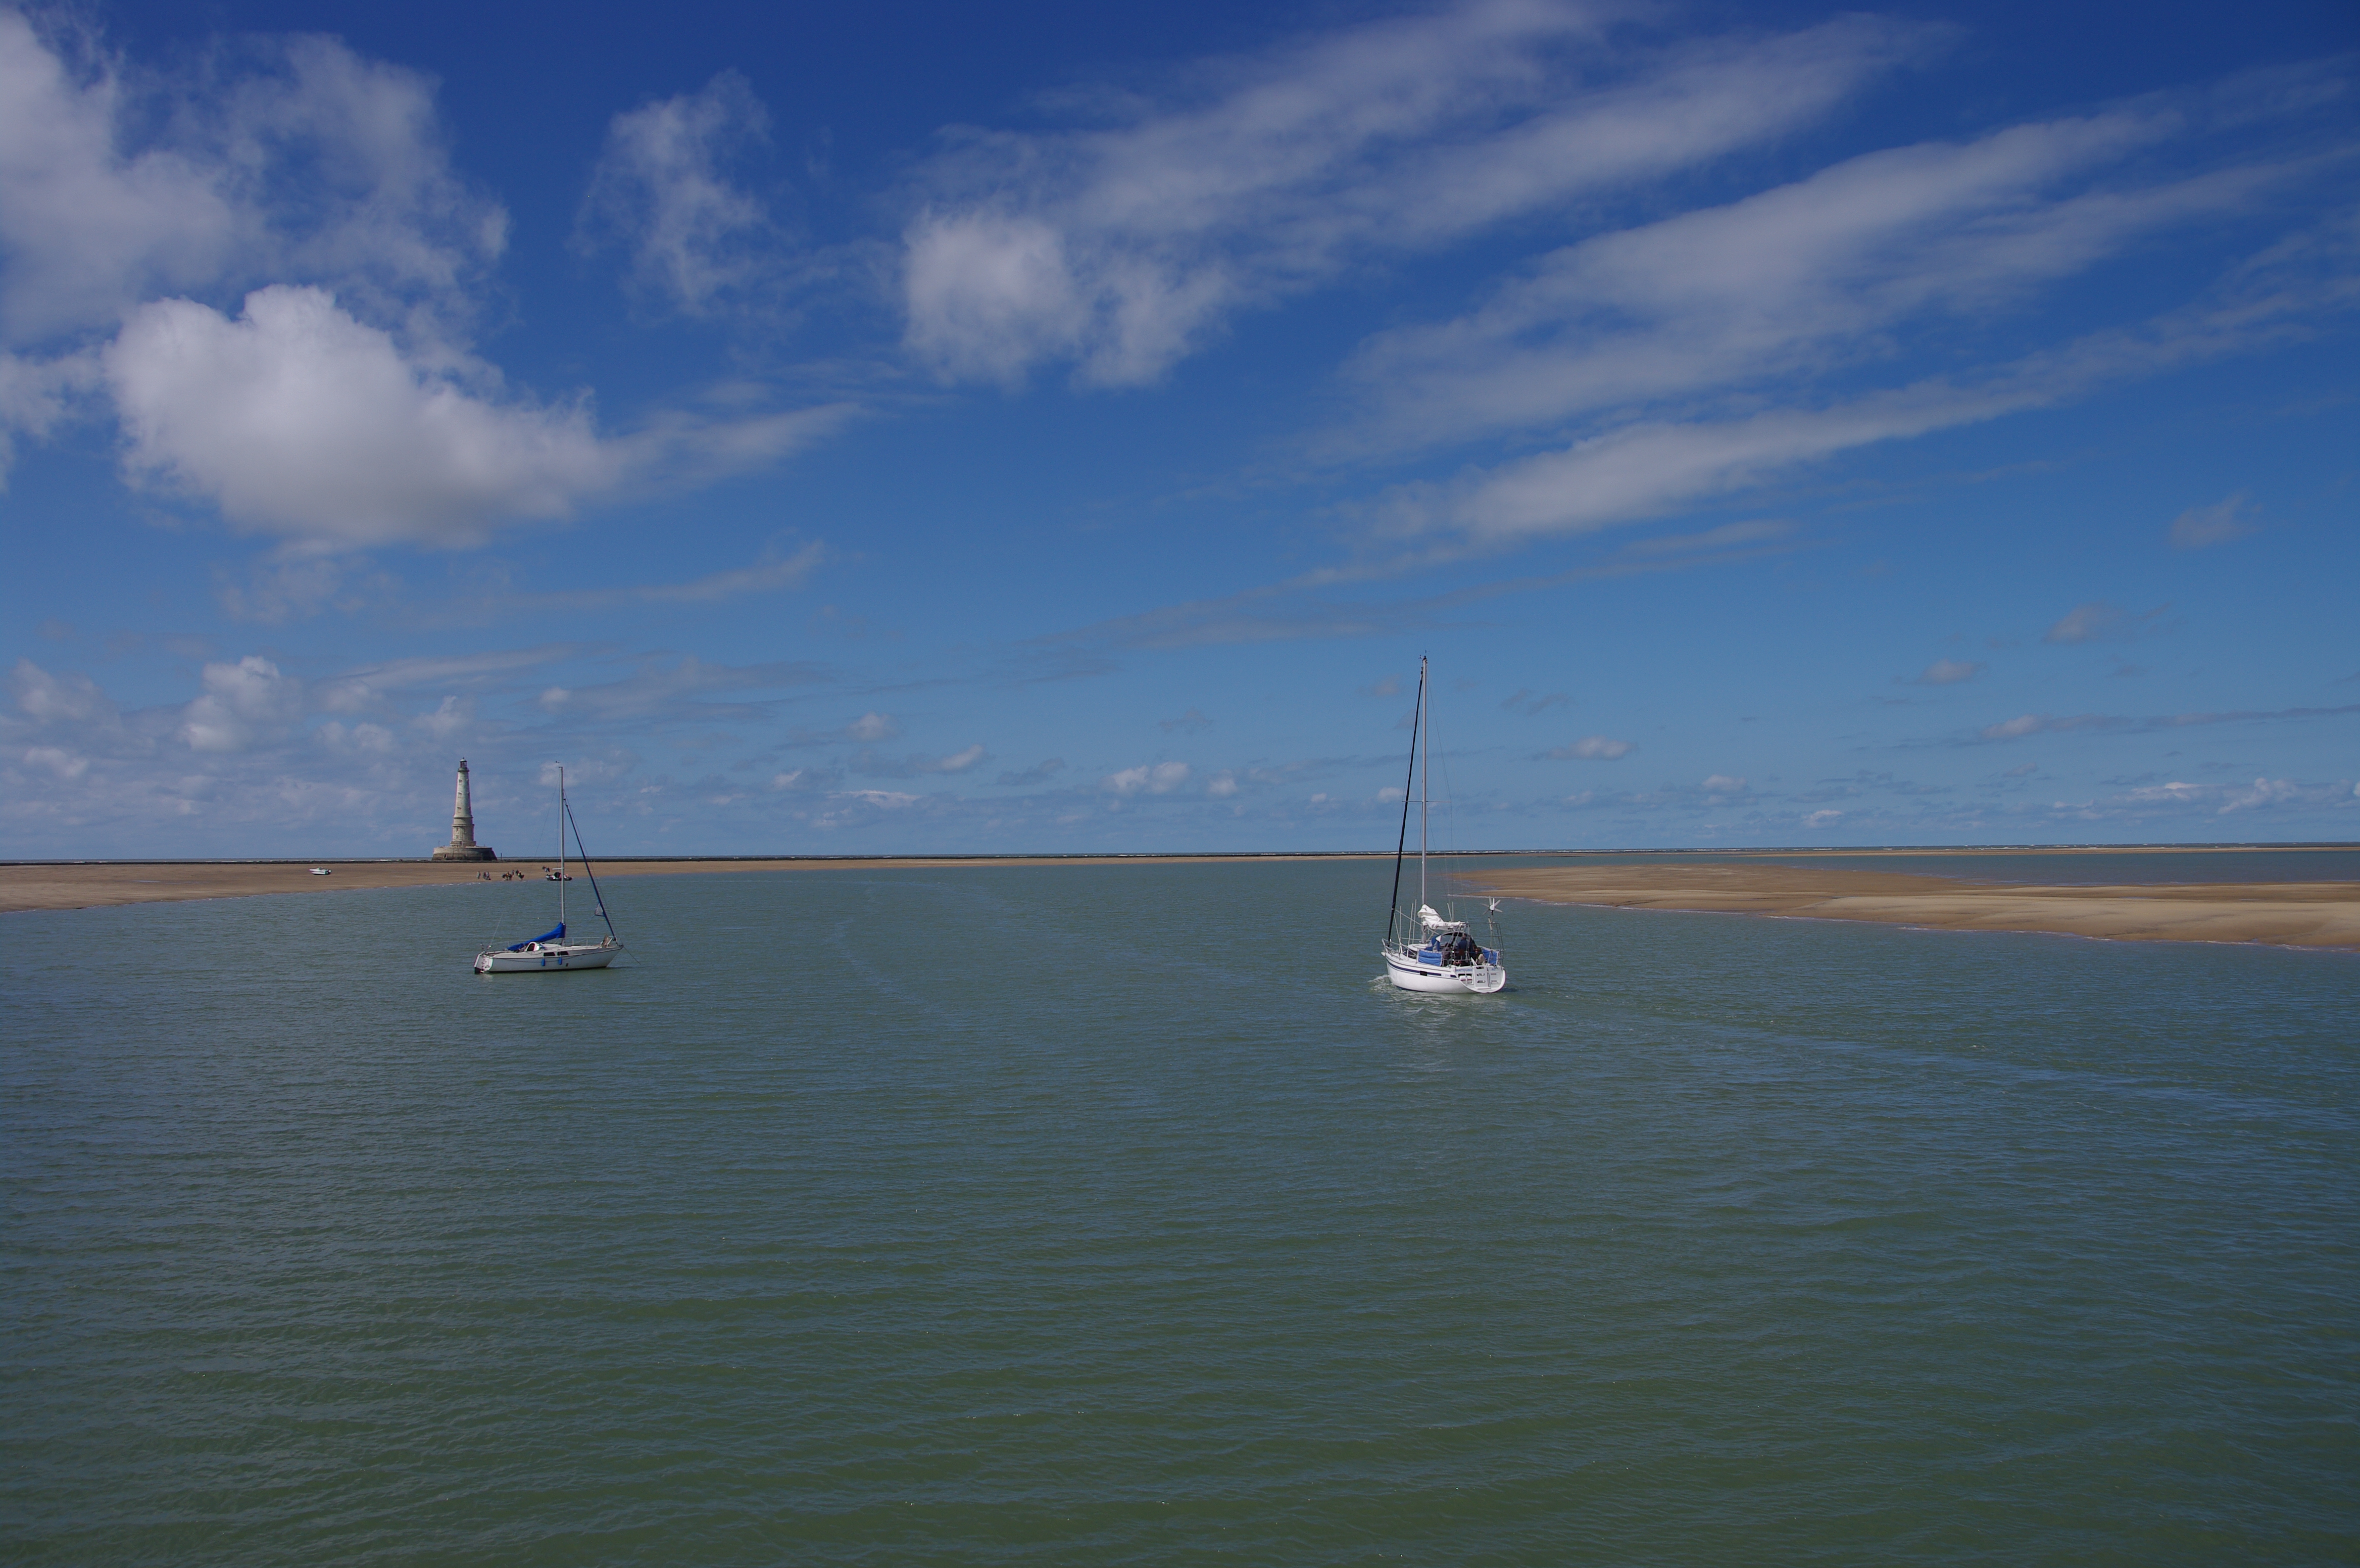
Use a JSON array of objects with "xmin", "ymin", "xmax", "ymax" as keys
[
  {"xmin": 557, "ymin": 765, "xmax": 567, "ymax": 930},
  {"xmin": 1386, "ymin": 659, "xmax": 1423, "ymax": 950},
  {"xmin": 1418, "ymin": 656, "xmax": 1430, "ymax": 911}
]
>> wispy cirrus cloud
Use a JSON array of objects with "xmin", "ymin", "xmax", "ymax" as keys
[
  {"xmin": 1973, "ymin": 701, "xmax": 2360, "ymax": 742},
  {"xmin": 900, "ymin": 3, "xmax": 1931, "ymax": 386},
  {"xmin": 2169, "ymin": 489, "xmax": 2261, "ymax": 549},
  {"xmin": 535, "ymin": 656, "xmax": 828, "ymax": 723},
  {"xmin": 1352, "ymin": 211, "xmax": 2359, "ymax": 550},
  {"xmin": 1339, "ymin": 102, "xmax": 2314, "ymax": 453}
]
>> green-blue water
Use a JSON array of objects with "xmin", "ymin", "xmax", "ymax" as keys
[{"xmin": 6, "ymin": 860, "xmax": 2355, "ymax": 1564}]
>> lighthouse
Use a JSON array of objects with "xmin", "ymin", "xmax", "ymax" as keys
[{"xmin": 430, "ymin": 759, "xmax": 498, "ymax": 861}]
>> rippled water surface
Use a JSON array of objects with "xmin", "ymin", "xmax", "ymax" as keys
[{"xmin": 6, "ymin": 861, "xmax": 2356, "ymax": 1564}]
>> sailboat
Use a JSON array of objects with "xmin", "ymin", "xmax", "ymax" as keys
[
  {"xmin": 473, "ymin": 766, "xmax": 624, "ymax": 973},
  {"xmin": 1381, "ymin": 657, "xmax": 1507, "ymax": 994}
]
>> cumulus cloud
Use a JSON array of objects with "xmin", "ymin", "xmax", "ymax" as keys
[
  {"xmin": 579, "ymin": 72, "xmax": 776, "ymax": 314},
  {"xmin": 1911, "ymin": 658, "xmax": 1983, "ymax": 684},
  {"xmin": 2169, "ymin": 490, "xmax": 2260, "ymax": 549},
  {"xmin": 1104, "ymin": 760, "xmax": 1191, "ymax": 795},
  {"xmin": 847, "ymin": 711, "xmax": 898, "ymax": 742},
  {"xmin": 1547, "ymin": 734, "xmax": 1630, "ymax": 759},
  {"xmin": 316, "ymin": 719, "xmax": 395, "ymax": 754},
  {"xmin": 901, "ymin": 4, "xmax": 1926, "ymax": 385},
  {"xmin": 180, "ymin": 654, "xmax": 305, "ymax": 752},
  {"xmin": 103, "ymin": 287, "xmax": 611, "ymax": 548},
  {"xmin": 1701, "ymin": 773, "xmax": 1746, "ymax": 795},
  {"xmin": 10, "ymin": 656, "xmax": 123, "ymax": 731},
  {"xmin": 0, "ymin": 19, "xmax": 850, "ymax": 534}
]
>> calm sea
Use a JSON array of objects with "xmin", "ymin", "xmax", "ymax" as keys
[{"xmin": 5, "ymin": 859, "xmax": 2355, "ymax": 1564}]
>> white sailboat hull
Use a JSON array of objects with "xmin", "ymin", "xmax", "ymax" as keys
[
  {"xmin": 474, "ymin": 940, "xmax": 620, "ymax": 974},
  {"xmin": 1383, "ymin": 948, "xmax": 1506, "ymax": 994}
]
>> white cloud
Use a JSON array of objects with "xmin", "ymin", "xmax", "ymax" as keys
[
  {"xmin": 0, "ymin": 11, "xmax": 240, "ymax": 342},
  {"xmin": 901, "ymin": 5, "xmax": 1925, "ymax": 385},
  {"xmin": 848, "ymin": 711, "xmax": 898, "ymax": 742},
  {"xmin": 0, "ymin": 16, "xmax": 503, "ymax": 345},
  {"xmin": 0, "ymin": 347, "xmax": 99, "ymax": 480},
  {"xmin": 316, "ymin": 719, "xmax": 395, "ymax": 754},
  {"xmin": 1353, "ymin": 225, "xmax": 2358, "ymax": 550},
  {"xmin": 1913, "ymin": 658, "xmax": 1984, "ymax": 684},
  {"xmin": 2169, "ymin": 490, "xmax": 2260, "ymax": 549},
  {"xmin": 10, "ymin": 656, "xmax": 122, "ymax": 730},
  {"xmin": 2220, "ymin": 775, "xmax": 2301, "ymax": 813},
  {"xmin": 1548, "ymin": 734, "xmax": 1630, "ymax": 759},
  {"xmin": 105, "ymin": 286, "xmax": 613, "ymax": 548},
  {"xmin": 995, "ymin": 757, "xmax": 1065, "ymax": 787},
  {"xmin": 1803, "ymin": 808, "xmax": 1843, "ymax": 826},
  {"xmin": 579, "ymin": 72, "xmax": 774, "ymax": 314},
  {"xmin": 411, "ymin": 696, "xmax": 474, "ymax": 741},
  {"xmin": 21, "ymin": 742, "xmax": 90, "ymax": 779},
  {"xmin": 1343, "ymin": 107, "xmax": 2283, "ymax": 450},
  {"xmin": 98, "ymin": 291, "xmax": 843, "ymax": 553},
  {"xmin": 903, "ymin": 213, "xmax": 1097, "ymax": 385},
  {"xmin": 1, "ymin": 19, "xmax": 849, "ymax": 530},
  {"xmin": 1209, "ymin": 770, "xmax": 1239, "ymax": 798},
  {"xmin": 933, "ymin": 744, "xmax": 987, "ymax": 772},
  {"xmin": 532, "ymin": 658, "xmax": 821, "ymax": 723},
  {"xmin": 1701, "ymin": 773, "xmax": 1746, "ymax": 794},
  {"xmin": 2043, "ymin": 602, "xmax": 2119, "ymax": 644},
  {"xmin": 180, "ymin": 654, "xmax": 304, "ymax": 752},
  {"xmin": 1104, "ymin": 760, "xmax": 1191, "ymax": 795}
]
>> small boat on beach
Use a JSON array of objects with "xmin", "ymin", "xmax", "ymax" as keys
[
  {"xmin": 1381, "ymin": 656, "xmax": 1507, "ymax": 994},
  {"xmin": 474, "ymin": 766, "xmax": 623, "ymax": 974}
]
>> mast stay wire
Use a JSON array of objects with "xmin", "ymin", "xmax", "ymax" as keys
[{"xmin": 563, "ymin": 794, "xmax": 623, "ymax": 945}]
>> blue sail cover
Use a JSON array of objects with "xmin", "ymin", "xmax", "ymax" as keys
[{"xmin": 507, "ymin": 923, "xmax": 564, "ymax": 951}]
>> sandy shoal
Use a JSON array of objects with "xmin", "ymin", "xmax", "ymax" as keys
[
  {"xmin": 0, "ymin": 855, "xmax": 1381, "ymax": 914},
  {"xmin": 1470, "ymin": 863, "xmax": 2360, "ymax": 952}
]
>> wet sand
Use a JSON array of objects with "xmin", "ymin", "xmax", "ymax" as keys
[
  {"xmin": 0, "ymin": 855, "xmax": 1382, "ymax": 914},
  {"xmin": 1471, "ymin": 862, "xmax": 2360, "ymax": 952}
]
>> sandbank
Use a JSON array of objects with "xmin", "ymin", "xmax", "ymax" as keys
[
  {"xmin": 1471, "ymin": 862, "xmax": 2360, "ymax": 952},
  {"xmin": 0, "ymin": 854, "xmax": 1382, "ymax": 914}
]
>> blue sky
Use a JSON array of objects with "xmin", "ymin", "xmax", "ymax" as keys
[{"xmin": 2, "ymin": 0, "xmax": 2354, "ymax": 857}]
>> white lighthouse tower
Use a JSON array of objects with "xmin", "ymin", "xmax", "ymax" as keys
[{"xmin": 430, "ymin": 759, "xmax": 497, "ymax": 861}]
